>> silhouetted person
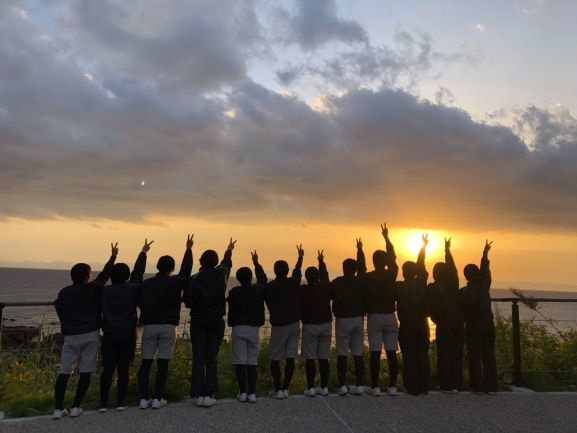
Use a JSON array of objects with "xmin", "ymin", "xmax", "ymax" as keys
[
  {"xmin": 53, "ymin": 243, "xmax": 118, "ymax": 419},
  {"xmin": 300, "ymin": 249, "xmax": 332, "ymax": 397},
  {"xmin": 428, "ymin": 237, "xmax": 464, "ymax": 392},
  {"xmin": 264, "ymin": 245, "xmax": 303, "ymax": 399},
  {"xmin": 363, "ymin": 223, "xmax": 400, "ymax": 397},
  {"xmin": 331, "ymin": 238, "xmax": 366, "ymax": 396},
  {"xmin": 460, "ymin": 240, "xmax": 497, "ymax": 394},
  {"xmin": 137, "ymin": 235, "xmax": 193, "ymax": 409},
  {"xmin": 187, "ymin": 238, "xmax": 236, "ymax": 408},
  {"xmin": 226, "ymin": 251, "xmax": 267, "ymax": 403},
  {"xmin": 99, "ymin": 239, "xmax": 152, "ymax": 412},
  {"xmin": 396, "ymin": 235, "xmax": 430, "ymax": 396}
]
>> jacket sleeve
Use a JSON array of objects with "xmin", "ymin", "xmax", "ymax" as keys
[
  {"xmin": 255, "ymin": 262, "xmax": 268, "ymax": 286},
  {"xmin": 93, "ymin": 254, "xmax": 117, "ymax": 286},
  {"xmin": 178, "ymin": 248, "xmax": 193, "ymax": 279},
  {"xmin": 319, "ymin": 259, "xmax": 329, "ymax": 282},
  {"xmin": 445, "ymin": 248, "xmax": 459, "ymax": 290},
  {"xmin": 480, "ymin": 250, "xmax": 491, "ymax": 292},
  {"xmin": 291, "ymin": 254, "xmax": 303, "ymax": 283},
  {"xmin": 130, "ymin": 252, "xmax": 147, "ymax": 283},
  {"xmin": 217, "ymin": 248, "xmax": 233, "ymax": 283},
  {"xmin": 416, "ymin": 246, "xmax": 429, "ymax": 283},
  {"xmin": 357, "ymin": 248, "xmax": 367, "ymax": 276}
]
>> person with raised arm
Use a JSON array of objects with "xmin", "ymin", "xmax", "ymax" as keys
[
  {"xmin": 460, "ymin": 240, "xmax": 497, "ymax": 394},
  {"xmin": 186, "ymin": 237, "xmax": 236, "ymax": 408},
  {"xmin": 226, "ymin": 250, "xmax": 267, "ymax": 404},
  {"xmin": 363, "ymin": 223, "xmax": 400, "ymax": 397},
  {"xmin": 99, "ymin": 239, "xmax": 152, "ymax": 412},
  {"xmin": 53, "ymin": 242, "xmax": 118, "ymax": 420},
  {"xmin": 137, "ymin": 234, "xmax": 193, "ymax": 410},
  {"xmin": 264, "ymin": 245, "xmax": 304, "ymax": 399},
  {"xmin": 428, "ymin": 237, "xmax": 464, "ymax": 393},
  {"xmin": 300, "ymin": 249, "xmax": 332, "ymax": 397},
  {"xmin": 330, "ymin": 238, "xmax": 367, "ymax": 396},
  {"xmin": 396, "ymin": 234, "xmax": 430, "ymax": 396}
]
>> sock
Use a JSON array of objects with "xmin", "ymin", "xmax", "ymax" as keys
[
  {"xmin": 283, "ymin": 358, "xmax": 295, "ymax": 390},
  {"xmin": 270, "ymin": 360, "xmax": 281, "ymax": 391},
  {"xmin": 337, "ymin": 356, "xmax": 347, "ymax": 387},
  {"xmin": 73, "ymin": 373, "xmax": 91, "ymax": 408},
  {"xmin": 370, "ymin": 351, "xmax": 381, "ymax": 389},
  {"xmin": 354, "ymin": 356, "xmax": 365, "ymax": 387},
  {"xmin": 138, "ymin": 359, "xmax": 153, "ymax": 400},
  {"xmin": 319, "ymin": 359, "xmax": 330, "ymax": 389},
  {"xmin": 305, "ymin": 359, "xmax": 316, "ymax": 389},
  {"xmin": 247, "ymin": 365, "xmax": 257, "ymax": 395},
  {"xmin": 54, "ymin": 373, "xmax": 70, "ymax": 410},
  {"xmin": 235, "ymin": 365, "xmax": 247, "ymax": 394},
  {"xmin": 153, "ymin": 359, "xmax": 169, "ymax": 400},
  {"xmin": 385, "ymin": 350, "xmax": 398, "ymax": 387}
]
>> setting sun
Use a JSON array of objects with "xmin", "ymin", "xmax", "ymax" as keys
[{"xmin": 403, "ymin": 230, "xmax": 444, "ymax": 259}]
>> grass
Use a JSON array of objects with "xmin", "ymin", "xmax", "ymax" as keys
[{"xmin": 1, "ymin": 317, "xmax": 576, "ymax": 418}]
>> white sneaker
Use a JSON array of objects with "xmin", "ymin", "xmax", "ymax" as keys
[
  {"xmin": 269, "ymin": 390, "xmax": 285, "ymax": 399},
  {"xmin": 319, "ymin": 387, "xmax": 329, "ymax": 396},
  {"xmin": 237, "ymin": 393, "xmax": 248, "ymax": 402},
  {"xmin": 53, "ymin": 409, "xmax": 68, "ymax": 420},
  {"xmin": 350, "ymin": 385, "xmax": 364, "ymax": 395},
  {"xmin": 195, "ymin": 396, "xmax": 205, "ymax": 407},
  {"xmin": 116, "ymin": 405, "xmax": 127, "ymax": 411},
  {"xmin": 139, "ymin": 399, "xmax": 152, "ymax": 409},
  {"xmin": 98, "ymin": 407, "xmax": 108, "ymax": 413},
  {"xmin": 368, "ymin": 387, "xmax": 382, "ymax": 397},
  {"xmin": 387, "ymin": 386, "xmax": 398, "ymax": 396},
  {"xmin": 248, "ymin": 394, "xmax": 257, "ymax": 403},
  {"xmin": 202, "ymin": 397, "xmax": 216, "ymax": 408},
  {"xmin": 338, "ymin": 385, "xmax": 349, "ymax": 396},
  {"xmin": 69, "ymin": 407, "xmax": 83, "ymax": 418},
  {"xmin": 282, "ymin": 389, "xmax": 289, "ymax": 398},
  {"xmin": 304, "ymin": 388, "xmax": 316, "ymax": 397},
  {"xmin": 151, "ymin": 398, "xmax": 167, "ymax": 409}
]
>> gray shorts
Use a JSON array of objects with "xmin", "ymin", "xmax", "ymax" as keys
[
  {"xmin": 335, "ymin": 316, "xmax": 364, "ymax": 357},
  {"xmin": 59, "ymin": 330, "xmax": 100, "ymax": 374},
  {"xmin": 141, "ymin": 324, "xmax": 177, "ymax": 359},
  {"xmin": 367, "ymin": 313, "xmax": 399, "ymax": 351},
  {"xmin": 270, "ymin": 322, "xmax": 300, "ymax": 361},
  {"xmin": 231, "ymin": 325, "xmax": 260, "ymax": 365},
  {"xmin": 301, "ymin": 323, "xmax": 332, "ymax": 360}
]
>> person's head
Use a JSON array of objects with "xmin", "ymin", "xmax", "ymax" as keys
[
  {"xmin": 274, "ymin": 260, "xmax": 289, "ymax": 278},
  {"xmin": 305, "ymin": 266, "xmax": 319, "ymax": 283},
  {"xmin": 157, "ymin": 255, "xmax": 175, "ymax": 275},
  {"xmin": 464, "ymin": 264, "xmax": 481, "ymax": 282},
  {"xmin": 70, "ymin": 263, "xmax": 91, "ymax": 284},
  {"xmin": 402, "ymin": 261, "xmax": 418, "ymax": 280},
  {"xmin": 342, "ymin": 258, "xmax": 357, "ymax": 277},
  {"xmin": 432, "ymin": 262, "xmax": 447, "ymax": 283},
  {"xmin": 200, "ymin": 250, "xmax": 219, "ymax": 269},
  {"xmin": 236, "ymin": 267, "xmax": 253, "ymax": 285},
  {"xmin": 372, "ymin": 250, "xmax": 388, "ymax": 270},
  {"xmin": 111, "ymin": 263, "xmax": 130, "ymax": 284}
]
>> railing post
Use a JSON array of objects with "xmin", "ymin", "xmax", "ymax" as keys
[
  {"xmin": 511, "ymin": 300, "xmax": 522, "ymax": 386},
  {"xmin": 0, "ymin": 303, "xmax": 4, "ymax": 350}
]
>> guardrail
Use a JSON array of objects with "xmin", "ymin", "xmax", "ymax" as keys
[{"xmin": 2, "ymin": 298, "xmax": 577, "ymax": 387}]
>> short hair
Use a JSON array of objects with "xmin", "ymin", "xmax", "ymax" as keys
[
  {"xmin": 70, "ymin": 263, "xmax": 91, "ymax": 284},
  {"xmin": 274, "ymin": 260, "xmax": 289, "ymax": 278},
  {"xmin": 372, "ymin": 250, "xmax": 388, "ymax": 268},
  {"xmin": 342, "ymin": 258, "xmax": 357, "ymax": 276},
  {"xmin": 200, "ymin": 250, "xmax": 219, "ymax": 269},
  {"xmin": 111, "ymin": 263, "xmax": 130, "ymax": 284},
  {"xmin": 464, "ymin": 264, "xmax": 481, "ymax": 282},
  {"xmin": 157, "ymin": 255, "xmax": 175, "ymax": 275},
  {"xmin": 432, "ymin": 262, "xmax": 447, "ymax": 283},
  {"xmin": 305, "ymin": 266, "xmax": 319, "ymax": 282},
  {"xmin": 236, "ymin": 267, "xmax": 253, "ymax": 285},
  {"xmin": 402, "ymin": 261, "xmax": 417, "ymax": 279}
]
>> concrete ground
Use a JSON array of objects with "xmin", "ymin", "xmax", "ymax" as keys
[{"xmin": 2, "ymin": 392, "xmax": 576, "ymax": 433}]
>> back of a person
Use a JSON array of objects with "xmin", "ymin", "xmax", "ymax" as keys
[
  {"xmin": 189, "ymin": 267, "xmax": 227, "ymax": 324},
  {"xmin": 56, "ymin": 283, "xmax": 101, "ymax": 335},
  {"xmin": 364, "ymin": 269, "xmax": 396, "ymax": 314},
  {"xmin": 300, "ymin": 281, "xmax": 332, "ymax": 324},
  {"xmin": 460, "ymin": 281, "xmax": 492, "ymax": 324},
  {"xmin": 101, "ymin": 282, "xmax": 139, "ymax": 336},
  {"xmin": 396, "ymin": 280, "xmax": 428, "ymax": 329},
  {"xmin": 227, "ymin": 284, "xmax": 265, "ymax": 327},
  {"xmin": 140, "ymin": 275, "xmax": 183, "ymax": 325},
  {"xmin": 429, "ymin": 281, "xmax": 463, "ymax": 325},
  {"xmin": 331, "ymin": 275, "xmax": 364, "ymax": 318},
  {"xmin": 266, "ymin": 277, "xmax": 301, "ymax": 326}
]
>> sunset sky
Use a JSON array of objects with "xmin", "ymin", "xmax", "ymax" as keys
[{"xmin": 1, "ymin": 0, "xmax": 577, "ymax": 289}]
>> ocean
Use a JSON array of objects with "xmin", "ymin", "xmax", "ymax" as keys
[{"xmin": 1, "ymin": 267, "xmax": 577, "ymax": 337}]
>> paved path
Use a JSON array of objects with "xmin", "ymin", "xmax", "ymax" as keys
[{"xmin": 2, "ymin": 392, "xmax": 576, "ymax": 433}]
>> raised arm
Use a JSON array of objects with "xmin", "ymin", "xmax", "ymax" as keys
[
  {"xmin": 480, "ymin": 240, "xmax": 492, "ymax": 291},
  {"xmin": 251, "ymin": 250, "xmax": 268, "ymax": 285},
  {"xmin": 416, "ymin": 234, "xmax": 428, "ymax": 282},
  {"xmin": 444, "ymin": 237, "xmax": 459, "ymax": 289},
  {"xmin": 217, "ymin": 237, "xmax": 236, "ymax": 283},
  {"xmin": 356, "ymin": 237, "xmax": 367, "ymax": 276},
  {"xmin": 93, "ymin": 242, "xmax": 118, "ymax": 285},
  {"xmin": 318, "ymin": 250, "xmax": 329, "ymax": 282},
  {"xmin": 178, "ymin": 234, "xmax": 194, "ymax": 279},
  {"xmin": 291, "ymin": 244, "xmax": 304, "ymax": 282},
  {"xmin": 130, "ymin": 238, "xmax": 152, "ymax": 283},
  {"xmin": 382, "ymin": 223, "xmax": 399, "ymax": 279}
]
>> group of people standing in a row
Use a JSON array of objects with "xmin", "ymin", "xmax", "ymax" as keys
[{"xmin": 52, "ymin": 224, "xmax": 497, "ymax": 420}]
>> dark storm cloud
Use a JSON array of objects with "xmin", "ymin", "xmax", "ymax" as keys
[{"xmin": 1, "ymin": 1, "xmax": 577, "ymax": 230}]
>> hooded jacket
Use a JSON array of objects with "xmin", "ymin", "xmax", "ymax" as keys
[
  {"xmin": 460, "ymin": 251, "xmax": 493, "ymax": 324},
  {"xmin": 428, "ymin": 248, "xmax": 463, "ymax": 325}
]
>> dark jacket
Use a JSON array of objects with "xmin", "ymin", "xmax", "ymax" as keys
[
  {"xmin": 460, "ymin": 252, "xmax": 493, "ymax": 324},
  {"xmin": 187, "ymin": 249, "xmax": 232, "ymax": 326},
  {"xmin": 330, "ymin": 249, "xmax": 366, "ymax": 318},
  {"xmin": 139, "ymin": 249, "xmax": 192, "ymax": 326},
  {"xmin": 300, "ymin": 260, "xmax": 332, "ymax": 324},
  {"xmin": 54, "ymin": 255, "xmax": 116, "ymax": 336},
  {"xmin": 428, "ymin": 248, "xmax": 463, "ymax": 326},
  {"xmin": 101, "ymin": 252, "xmax": 146, "ymax": 338},
  {"xmin": 265, "ymin": 256, "xmax": 303, "ymax": 326},
  {"xmin": 363, "ymin": 237, "xmax": 399, "ymax": 314},
  {"xmin": 227, "ymin": 263, "xmax": 267, "ymax": 327},
  {"xmin": 396, "ymin": 248, "xmax": 429, "ymax": 330}
]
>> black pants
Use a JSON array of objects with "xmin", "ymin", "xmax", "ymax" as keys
[
  {"xmin": 436, "ymin": 321, "xmax": 464, "ymax": 391},
  {"xmin": 190, "ymin": 321, "xmax": 225, "ymax": 397},
  {"xmin": 100, "ymin": 332, "xmax": 136, "ymax": 406},
  {"xmin": 399, "ymin": 323, "xmax": 430, "ymax": 395},
  {"xmin": 466, "ymin": 320, "xmax": 497, "ymax": 392}
]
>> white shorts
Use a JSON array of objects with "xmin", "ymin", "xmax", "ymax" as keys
[
  {"xmin": 367, "ymin": 313, "xmax": 399, "ymax": 352},
  {"xmin": 335, "ymin": 316, "xmax": 364, "ymax": 357},
  {"xmin": 59, "ymin": 330, "xmax": 100, "ymax": 374},
  {"xmin": 270, "ymin": 323, "xmax": 300, "ymax": 361},
  {"xmin": 231, "ymin": 325, "xmax": 260, "ymax": 365},
  {"xmin": 301, "ymin": 323, "xmax": 332, "ymax": 360},
  {"xmin": 141, "ymin": 324, "xmax": 177, "ymax": 360}
]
